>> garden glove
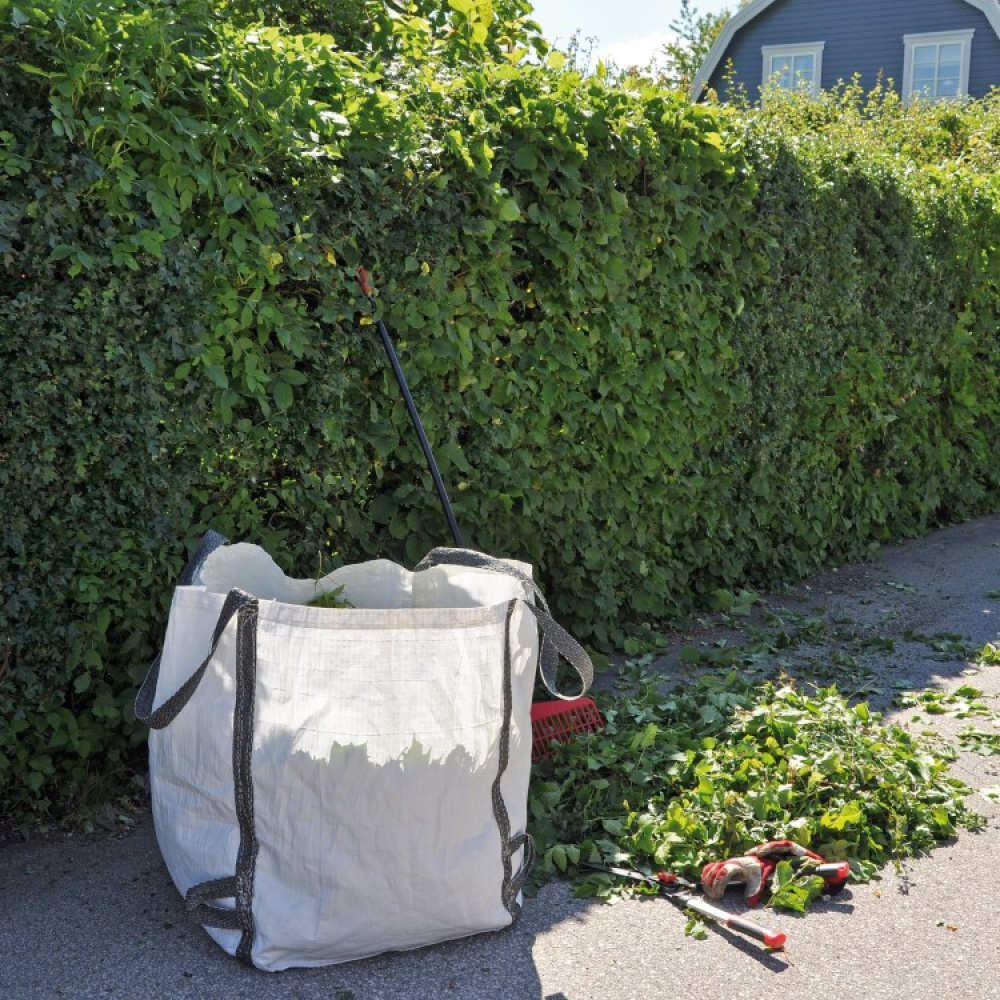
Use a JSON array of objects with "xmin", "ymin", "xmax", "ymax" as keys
[
  {"xmin": 702, "ymin": 840, "xmax": 837, "ymax": 906},
  {"xmin": 701, "ymin": 854, "xmax": 772, "ymax": 907}
]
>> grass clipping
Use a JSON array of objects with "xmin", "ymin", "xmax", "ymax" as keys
[{"xmin": 529, "ymin": 668, "xmax": 982, "ymax": 910}]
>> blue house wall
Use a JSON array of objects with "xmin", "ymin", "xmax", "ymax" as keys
[{"xmin": 705, "ymin": 0, "xmax": 1000, "ymax": 101}]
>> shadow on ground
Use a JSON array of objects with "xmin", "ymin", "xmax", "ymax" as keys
[{"xmin": 0, "ymin": 810, "xmax": 604, "ymax": 1000}]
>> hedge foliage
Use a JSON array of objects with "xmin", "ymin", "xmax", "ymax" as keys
[
  {"xmin": 726, "ymin": 83, "xmax": 1000, "ymax": 574},
  {"xmin": 2, "ymin": 3, "xmax": 999, "ymax": 825}
]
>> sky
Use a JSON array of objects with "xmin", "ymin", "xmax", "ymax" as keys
[{"xmin": 527, "ymin": 0, "xmax": 736, "ymax": 69}]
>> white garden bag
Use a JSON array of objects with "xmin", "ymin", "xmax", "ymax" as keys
[{"xmin": 136, "ymin": 532, "xmax": 591, "ymax": 971}]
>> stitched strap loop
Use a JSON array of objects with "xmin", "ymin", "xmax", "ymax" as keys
[
  {"xmin": 134, "ymin": 588, "xmax": 255, "ymax": 729},
  {"xmin": 185, "ymin": 878, "xmax": 241, "ymax": 930},
  {"xmin": 414, "ymin": 548, "xmax": 593, "ymax": 699}
]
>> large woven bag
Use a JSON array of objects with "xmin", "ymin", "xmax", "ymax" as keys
[{"xmin": 136, "ymin": 533, "xmax": 591, "ymax": 971}]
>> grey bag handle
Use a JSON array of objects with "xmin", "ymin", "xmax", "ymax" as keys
[
  {"xmin": 416, "ymin": 547, "xmax": 593, "ymax": 699},
  {"xmin": 134, "ymin": 531, "xmax": 233, "ymax": 728},
  {"xmin": 518, "ymin": 600, "xmax": 593, "ymax": 699},
  {"xmin": 416, "ymin": 547, "xmax": 551, "ymax": 611},
  {"xmin": 134, "ymin": 588, "xmax": 256, "ymax": 729},
  {"xmin": 177, "ymin": 529, "xmax": 229, "ymax": 585}
]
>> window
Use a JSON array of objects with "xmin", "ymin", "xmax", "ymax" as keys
[
  {"xmin": 761, "ymin": 42, "xmax": 825, "ymax": 97},
  {"xmin": 903, "ymin": 30, "xmax": 974, "ymax": 104}
]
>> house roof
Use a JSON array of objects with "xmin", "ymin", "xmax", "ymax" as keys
[{"xmin": 690, "ymin": 0, "xmax": 1000, "ymax": 99}]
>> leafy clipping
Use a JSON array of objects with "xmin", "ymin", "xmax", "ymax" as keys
[
  {"xmin": 529, "ymin": 667, "xmax": 982, "ymax": 910},
  {"xmin": 307, "ymin": 585, "xmax": 352, "ymax": 609},
  {"xmin": 767, "ymin": 860, "xmax": 824, "ymax": 913}
]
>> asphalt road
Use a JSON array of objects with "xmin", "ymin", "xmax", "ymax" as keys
[{"xmin": 3, "ymin": 514, "xmax": 999, "ymax": 999}]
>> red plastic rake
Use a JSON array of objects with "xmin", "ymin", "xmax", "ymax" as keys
[{"xmin": 529, "ymin": 697, "xmax": 603, "ymax": 762}]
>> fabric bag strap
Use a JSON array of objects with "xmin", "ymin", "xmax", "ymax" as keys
[
  {"xmin": 507, "ymin": 831, "xmax": 536, "ymax": 902},
  {"xmin": 134, "ymin": 589, "xmax": 256, "ymax": 729},
  {"xmin": 518, "ymin": 599, "xmax": 593, "ymax": 699},
  {"xmin": 416, "ymin": 548, "xmax": 592, "ymax": 699},
  {"xmin": 415, "ymin": 547, "xmax": 551, "ymax": 612},
  {"xmin": 184, "ymin": 877, "xmax": 242, "ymax": 930},
  {"xmin": 177, "ymin": 529, "xmax": 229, "ymax": 585}
]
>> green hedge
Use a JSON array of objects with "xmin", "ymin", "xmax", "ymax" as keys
[
  {"xmin": 721, "ymin": 87, "xmax": 1000, "ymax": 581},
  {"xmin": 2, "ymin": 4, "xmax": 999, "ymax": 826}
]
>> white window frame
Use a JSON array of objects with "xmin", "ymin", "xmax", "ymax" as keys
[
  {"xmin": 761, "ymin": 42, "xmax": 825, "ymax": 98},
  {"xmin": 902, "ymin": 29, "xmax": 974, "ymax": 105}
]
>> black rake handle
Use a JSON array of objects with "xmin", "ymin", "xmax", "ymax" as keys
[{"xmin": 355, "ymin": 266, "xmax": 464, "ymax": 548}]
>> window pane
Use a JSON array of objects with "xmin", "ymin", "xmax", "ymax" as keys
[
  {"xmin": 937, "ymin": 76, "xmax": 959, "ymax": 97},
  {"xmin": 792, "ymin": 54, "xmax": 814, "ymax": 75},
  {"xmin": 770, "ymin": 57, "xmax": 793, "ymax": 89},
  {"xmin": 938, "ymin": 43, "xmax": 962, "ymax": 65},
  {"xmin": 911, "ymin": 62, "xmax": 934, "ymax": 98},
  {"xmin": 912, "ymin": 44, "xmax": 938, "ymax": 67},
  {"xmin": 792, "ymin": 53, "xmax": 815, "ymax": 85}
]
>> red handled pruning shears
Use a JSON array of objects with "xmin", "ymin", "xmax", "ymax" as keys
[
  {"xmin": 784, "ymin": 859, "xmax": 851, "ymax": 891},
  {"xmin": 582, "ymin": 863, "xmax": 788, "ymax": 950}
]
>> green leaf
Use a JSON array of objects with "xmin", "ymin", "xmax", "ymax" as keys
[
  {"xmin": 18, "ymin": 63, "xmax": 56, "ymax": 79},
  {"xmin": 368, "ymin": 494, "xmax": 397, "ymax": 524},
  {"xmin": 512, "ymin": 146, "xmax": 538, "ymax": 171},
  {"xmin": 684, "ymin": 917, "xmax": 708, "ymax": 939},
  {"xmin": 496, "ymin": 197, "xmax": 521, "ymax": 223},
  {"xmin": 203, "ymin": 365, "xmax": 229, "ymax": 389},
  {"xmin": 273, "ymin": 380, "xmax": 293, "ymax": 411},
  {"xmin": 768, "ymin": 860, "xmax": 824, "ymax": 913}
]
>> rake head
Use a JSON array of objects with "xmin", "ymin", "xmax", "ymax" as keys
[{"xmin": 529, "ymin": 697, "xmax": 604, "ymax": 762}]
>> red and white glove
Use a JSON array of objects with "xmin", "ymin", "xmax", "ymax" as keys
[
  {"xmin": 701, "ymin": 854, "xmax": 770, "ymax": 906},
  {"xmin": 701, "ymin": 853, "xmax": 772, "ymax": 906},
  {"xmin": 701, "ymin": 840, "xmax": 831, "ymax": 907}
]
